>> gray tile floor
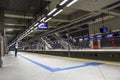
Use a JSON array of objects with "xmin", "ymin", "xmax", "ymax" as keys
[{"xmin": 0, "ymin": 51, "xmax": 120, "ymax": 80}]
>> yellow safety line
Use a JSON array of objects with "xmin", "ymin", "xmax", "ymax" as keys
[
  {"xmin": 38, "ymin": 53, "xmax": 120, "ymax": 66},
  {"xmin": 20, "ymin": 51, "xmax": 120, "ymax": 66}
]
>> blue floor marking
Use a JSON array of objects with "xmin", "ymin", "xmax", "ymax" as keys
[{"xmin": 18, "ymin": 54, "xmax": 102, "ymax": 72}]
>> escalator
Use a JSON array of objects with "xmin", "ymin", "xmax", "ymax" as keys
[
  {"xmin": 54, "ymin": 33, "xmax": 73, "ymax": 49},
  {"xmin": 41, "ymin": 38, "xmax": 52, "ymax": 50}
]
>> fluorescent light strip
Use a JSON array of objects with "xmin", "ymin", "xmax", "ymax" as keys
[
  {"xmin": 66, "ymin": 0, "xmax": 78, "ymax": 7},
  {"xmin": 30, "ymin": 27, "xmax": 34, "ymax": 30},
  {"xmin": 30, "ymin": 30, "xmax": 34, "ymax": 33},
  {"xmin": 25, "ymin": 34, "xmax": 28, "ymax": 36},
  {"xmin": 27, "ymin": 30, "xmax": 30, "ymax": 33},
  {"xmin": 22, "ymin": 36, "xmax": 25, "ymax": 38},
  {"xmin": 23, "ymin": 34, "xmax": 26, "ymax": 37},
  {"xmin": 40, "ymin": 17, "xmax": 46, "ymax": 22},
  {"xmin": 53, "ymin": 9, "xmax": 63, "ymax": 17},
  {"xmin": 24, "ymin": 34, "xmax": 27, "ymax": 37},
  {"xmin": 34, "ymin": 23, "xmax": 39, "ymax": 26},
  {"xmin": 28, "ymin": 32, "xmax": 31, "ymax": 35},
  {"xmin": 45, "ymin": 18, "xmax": 52, "ymax": 22},
  {"xmin": 60, "ymin": 0, "xmax": 68, "ymax": 5},
  {"xmin": 34, "ymin": 27, "xmax": 38, "ymax": 30},
  {"xmin": 47, "ymin": 8, "xmax": 57, "ymax": 16}
]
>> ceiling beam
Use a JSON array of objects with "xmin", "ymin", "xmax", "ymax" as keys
[
  {"xmin": 4, "ymin": 18, "xmax": 29, "ymax": 26},
  {"xmin": 4, "ymin": 14, "xmax": 33, "ymax": 19},
  {"xmin": 89, "ymin": 15, "xmax": 115, "ymax": 24},
  {"xmin": 5, "ymin": 28, "xmax": 22, "ymax": 31},
  {"xmin": 69, "ymin": 10, "xmax": 90, "ymax": 22},
  {"xmin": 48, "ymin": 21, "xmax": 59, "ymax": 28},
  {"xmin": 6, "ymin": 34, "xmax": 14, "ymax": 36},
  {"xmin": 4, "ymin": 23, "xmax": 27, "ymax": 26},
  {"xmin": 51, "ymin": 14, "xmax": 70, "ymax": 22},
  {"xmin": 4, "ymin": 10, "xmax": 34, "ymax": 19},
  {"xmin": 103, "ymin": 10, "xmax": 120, "ymax": 16}
]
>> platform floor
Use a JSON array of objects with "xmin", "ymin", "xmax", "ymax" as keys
[{"xmin": 0, "ymin": 51, "xmax": 120, "ymax": 80}]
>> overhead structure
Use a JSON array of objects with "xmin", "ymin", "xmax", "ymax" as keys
[
  {"xmin": 8, "ymin": 0, "xmax": 79, "ymax": 47},
  {"xmin": 0, "ymin": 0, "xmax": 119, "ymax": 48}
]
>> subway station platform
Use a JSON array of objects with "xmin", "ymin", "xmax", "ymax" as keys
[
  {"xmin": 0, "ymin": 0, "xmax": 120, "ymax": 80},
  {"xmin": 0, "ymin": 51, "xmax": 120, "ymax": 80}
]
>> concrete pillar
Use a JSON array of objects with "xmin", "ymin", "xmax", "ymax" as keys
[
  {"xmin": 0, "ymin": 8, "xmax": 4, "ymax": 67},
  {"xmin": 1, "ymin": 36, "xmax": 4, "ymax": 56},
  {"xmin": 4, "ymin": 29, "xmax": 8, "ymax": 54},
  {"xmin": 0, "ymin": 34, "xmax": 2, "ymax": 67},
  {"xmin": 98, "ymin": 40, "xmax": 101, "ymax": 49},
  {"xmin": 0, "ymin": 8, "xmax": 4, "ymax": 35},
  {"xmin": 89, "ymin": 40, "xmax": 93, "ymax": 49}
]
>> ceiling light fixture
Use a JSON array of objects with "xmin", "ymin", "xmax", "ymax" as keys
[
  {"xmin": 66, "ymin": 0, "xmax": 78, "ymax": 7},
  {"xmin": 30, "ymin": 30, "xmax": 34, "ymax": 33},
  {"xmin": 47, "ymin": 8, "xmax": 57, "ymax": 16},
  {"xmin": 34, "ymin": 23, "xmax": 39, "ymax": 26},
  {"xmin": 30, "ymin": 27, "xmax": 34, "ymax": 30},
  {"xmin": 60, "ymin": 0, "xmax": 68, "ymax": 5},
  {"xmin": 45, "ymin": 18, "xmax": 52, "ymax": 22},
  {"xmin": 28, "ymin": 32, "xmax": 31, "ymax": 35},
  {"xmin": 40, "ymin": 17, "xmax": 46, "ymax": 22},
  {"xmin": 34, "ymin": 27, "xmax": 38, "ymax": 30},
  {"xmin": 53, "ymin": 9, "xmax": 63, "ymax": 16},
  {"xmin": 27, "ymin": 30, "xmax": 30, "ymax": 33}
]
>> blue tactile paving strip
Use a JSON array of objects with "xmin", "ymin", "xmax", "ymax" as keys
[{"xmin": 18, "ymin": 54, "xmax": 102, "ymax": 72}]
